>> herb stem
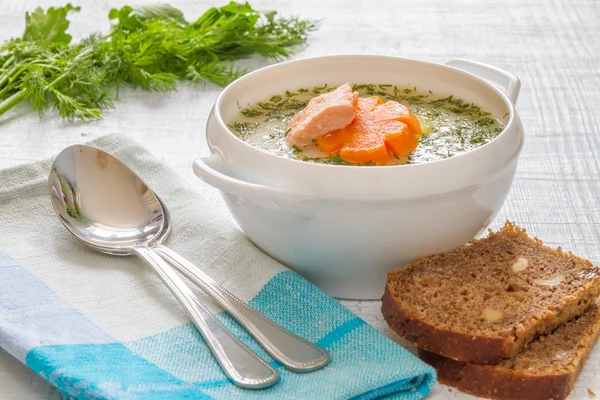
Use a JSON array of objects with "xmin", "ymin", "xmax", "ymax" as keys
[
  {"xmin": 0, "ymin": 63, "xmax": 23, "ymax": 89},
  {"xmin": 0, "ymin": 89, "xmax": 27, "ymax": 117},
  {"xmin": 0, "ymin": 55, "xmax": 16, "ymax": 71},
  {"xmin": 0, "ymin": 84, "xmax": 12, "ymax": 98}
]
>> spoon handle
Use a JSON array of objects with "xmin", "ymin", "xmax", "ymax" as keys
[
  {"xmin": 151, "ymin": 245, "xmax": 331, "ymax": 372},
  {"xmin": 133, "ymin": 245, "xmax": 279, "ymax": 389}
]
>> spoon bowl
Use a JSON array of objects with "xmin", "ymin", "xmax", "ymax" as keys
[
  {"xmin": 86, "ymin": 197, "xmax": 172, "ymax": 256},
  {"xmin": 48, "ymin": 145, "xmax": 164, "ymax": 251}
]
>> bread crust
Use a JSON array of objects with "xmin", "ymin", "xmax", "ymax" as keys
[
  {"xmin": 419, "ymin": 346, "xmax": 598, "ymax": 400},
  {"xmin": 381, "ymin": 284, "xmax": 507, "ymax": 364},
  {"xmin": 419, "ymin": 349, "xmax": 579, "ymax": 400}
]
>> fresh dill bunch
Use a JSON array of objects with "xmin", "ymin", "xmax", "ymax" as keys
[
  {"xmin": 0, "ymin": 2, "xmax": 319, "ymax": 121},
  {"xmin": 107, "ymin": 2, "xmax": 319, "ymax": 86},
  {"xmin": 9, "ymin": 36, "xmax": 113, "ymax": 120}
]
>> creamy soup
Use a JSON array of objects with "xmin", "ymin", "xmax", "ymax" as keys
[{"xmin": 228, "ymin": 84, "xmax": 504, "ymax": 165}]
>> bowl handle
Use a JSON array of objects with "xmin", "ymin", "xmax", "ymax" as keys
[
  {"xmin": 193, "ymin": 155, "xmax": 310, "ymax": 203},
  {"xmin": 443, "ymin": 59, "xmax": 521, "ymax": 104}
]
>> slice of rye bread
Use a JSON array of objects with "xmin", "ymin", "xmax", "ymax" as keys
[
  {"xmin": 381, "ymin": 221, "xmax": 600, "ymax": 364},
  {"xmin": 418, "ymin": 301, "xmax": 600, "ymax": 400}
]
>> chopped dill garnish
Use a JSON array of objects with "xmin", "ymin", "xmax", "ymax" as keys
[
  {"xmin": 241, "ymin": 108, "xmax": 264, "ymax": 117},
  {"xmin": 328, "ymin": 154, "xmax": 347, "ymax": 164},
  {"xmin": 228, "ymin": 121, "xmax": 259, "ymax": 139},
  {"xmin": 312, "ymin": 83, "xmax": 328, "ymax": 94},
  {"xmin": 352, "ymin": 84, "xmax": 376, "ymax": 95}
]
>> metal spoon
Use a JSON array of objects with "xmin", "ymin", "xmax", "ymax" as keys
[
  {"xmin": 48, "ymin": 144, "xmax": 279, "ymax": 389},
  {"xmin": 49, "ymin": 145, "xmax": 330, "ymax": 373},
  {"xmin": 59, "ymin": 145, "xmax": 331, "ymax": 371},
  {"xmin": 90, "ymin": 194, "xmax": 330, "ymax": 373}
]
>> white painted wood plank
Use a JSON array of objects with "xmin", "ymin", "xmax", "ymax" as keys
[{"xmin": 1, "ymin": 0, "xmax": 599, "ymax": 398}]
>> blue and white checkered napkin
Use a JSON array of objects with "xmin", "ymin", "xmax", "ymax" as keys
[{"xmin": 0, "ymin": 134, "xmax": 436, "ymax": 399}]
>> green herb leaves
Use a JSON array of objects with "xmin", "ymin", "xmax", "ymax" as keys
[
  {"xmin": 109, "ymin": 4, "xmax": 187, "ymax": 31},
  {"xmin": 0, "ymin": 2, "xmax": 318, "ymax": 121},
  {"xmin": 23, "ymin": 3, "xmax": 80, "ymax": 45}
]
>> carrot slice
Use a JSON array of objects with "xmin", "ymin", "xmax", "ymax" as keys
[
  {"xmin": 339, "ymin": 118, "xmax": 390, "ymax": 165},
  {"xmin": 371, "ymin": 101, "xmax": 422, "ymax": 135},
  {"xmin": 382, "ymin": 120, "xmax": 420, "ymax": 158},
  {"xmin": 315, "ymin": 128, "xmax": 352, "ymax": 154}
]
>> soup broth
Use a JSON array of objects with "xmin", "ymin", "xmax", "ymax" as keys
[{"xmin": 228, "ymin": 84, "xmax": 504, "ymax": 165}]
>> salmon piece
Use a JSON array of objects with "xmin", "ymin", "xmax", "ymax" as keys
[
  {"xmin": 287, "ymin": 83, "xmax": 359, "ymax": 148},
  {"xmin": 316, "ymin": 96, "xmax": 422, "ymax": 165}
]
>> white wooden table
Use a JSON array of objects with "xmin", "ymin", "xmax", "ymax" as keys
[{"xmin": 1, "ymin": 0, "xmax": 599, "ymax": 399}]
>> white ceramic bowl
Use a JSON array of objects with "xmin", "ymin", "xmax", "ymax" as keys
[{"xmin": 193, "ymin": 55, "xmax": 523, "ymax": 299}]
